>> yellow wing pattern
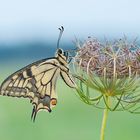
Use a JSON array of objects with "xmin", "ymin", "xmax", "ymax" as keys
[{"xmin": 0, "ymin": 58, "xmax": 61, "ymax": 121}]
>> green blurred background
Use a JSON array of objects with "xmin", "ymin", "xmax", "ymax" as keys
[
  {"xmin": 0, "ymin": 47, "xmax": 140, "ymax": 140},
  {"xmin": 0, "ymin": 0, "xmax": 140, "ymax": 139}
]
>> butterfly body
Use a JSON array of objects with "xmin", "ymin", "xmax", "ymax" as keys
[{"xmin": 0, "ymin": 48, "xmax": 76, "ymax": 121}]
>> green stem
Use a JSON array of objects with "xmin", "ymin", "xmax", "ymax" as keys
[{"xmin": 100, "ymin": 97, "xmax": 109, "ymax": 140}]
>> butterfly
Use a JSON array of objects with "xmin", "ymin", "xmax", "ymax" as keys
[{"xmin": 0, "ymin": 26, "xmax": 76, "ymax": 121}]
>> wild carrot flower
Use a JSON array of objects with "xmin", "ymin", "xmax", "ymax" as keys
[{"xmin": 73, "ymin": 37, "xmax": 140, "ymax": 140}]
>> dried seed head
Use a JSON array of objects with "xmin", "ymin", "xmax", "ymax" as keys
[
  {"xmin": 74, "ymin": 37, "xmax": 140, "ymax": 113},
  {"xmin": 75, "ymin": 37, "xmax": 140, "ymax": 78}
]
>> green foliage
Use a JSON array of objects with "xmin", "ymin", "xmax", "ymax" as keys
[{"xmin": 75, "ymin": 73, "xmax": 140, "ymax": 112}]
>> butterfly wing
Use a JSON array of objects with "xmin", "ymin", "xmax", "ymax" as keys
[
  {"xmin": 60, "ymin": 70, "xmax": 76, "ymax": 88},
  {"xmin": 0, "ymin": 58, "xmax": 61, "ymax": 121}
]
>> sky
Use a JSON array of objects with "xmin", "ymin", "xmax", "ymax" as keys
[{"xmin": 0, "ymin": 0, "xmax": 140, "ymax": 44}]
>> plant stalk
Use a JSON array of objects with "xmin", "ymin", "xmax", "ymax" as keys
[{"xmin": 100, "ymin": 97, "xmax": 109, "ymax": 140}]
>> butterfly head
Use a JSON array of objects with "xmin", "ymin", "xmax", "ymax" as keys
[{"xmin": 58, "ymin": 48, "xmax": 68, "ymax": 58}]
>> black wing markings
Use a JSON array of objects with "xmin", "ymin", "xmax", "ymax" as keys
[
  {"xmin": 1, "ymin": 67, "xmax": 56, "ymax": 98},
  {"xmin": 0, "ymin": 57, "xmax": 58, "ymax": 94},
  {"xmin": 0, "ymin": 57, "xmax": 61, "ymax": 121},
  {"xmin": 0, "ymin": 57, "xmax": 57, "ymax": 91}
]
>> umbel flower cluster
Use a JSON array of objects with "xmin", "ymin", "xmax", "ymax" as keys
[{"xmin": 74, "ymin": 37, "xmax": 140, "ymax": 113}]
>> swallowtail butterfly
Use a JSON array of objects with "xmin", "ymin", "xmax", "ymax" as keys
[{"xmin": 0, "ymin": 26, "xmax": 76, "ymax": 121}]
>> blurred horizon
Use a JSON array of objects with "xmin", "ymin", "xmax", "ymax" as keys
[{"xmin": 0, "ymin": 0, "xmax": 140, "ymax": 45}]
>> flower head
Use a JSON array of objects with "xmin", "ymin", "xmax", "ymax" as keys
[{"xmin": 74, "ymin": 37, "xmax": 140, "ymax": 113}]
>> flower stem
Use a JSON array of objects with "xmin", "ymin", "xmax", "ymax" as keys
[{"xmin": 100, "ymin": 97, "xmax": 109, "ymax": 140}]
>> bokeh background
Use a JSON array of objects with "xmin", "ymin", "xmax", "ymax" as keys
[{"xmin": 0, "ymin": 0, "xmax": 140, "ymax": 140}]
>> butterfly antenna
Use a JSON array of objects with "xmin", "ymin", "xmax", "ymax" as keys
[{"xmin": 57, "ymin": 26, "xmax": 64, "ymax": 49}]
